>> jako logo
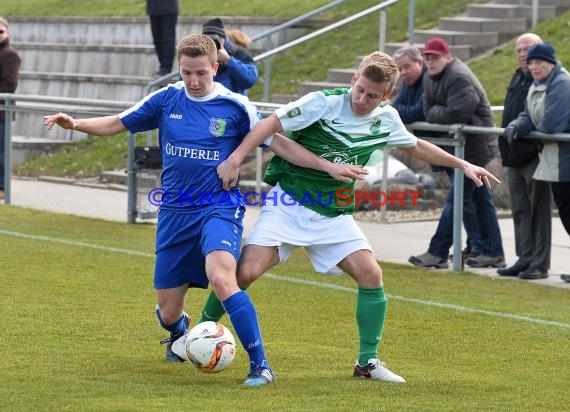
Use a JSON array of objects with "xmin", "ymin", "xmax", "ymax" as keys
[{"xmin": 169, "ymin": 113, "xmax": 183, "ymax": 119}]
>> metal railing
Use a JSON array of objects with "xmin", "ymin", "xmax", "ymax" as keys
[
  {"xmin": 4, "ymin": 93, "xmax": 570, "ymax": 270},
  {"xmin": 1, "ymin": 94, "xmax": 280, "ymax": 222},
  {"xmin": 406, "ymin": 121, "xmax": 570, "ymax": 271},
  {"xmin": 144, "ymin": 0, "xmax": 400, "ymax": 105}
]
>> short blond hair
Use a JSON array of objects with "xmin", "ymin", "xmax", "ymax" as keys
[
  {"xmin": 227, "ymin": 29, "xmax": 252, "ymax": 49},
  {"xmin": 356, "ymin": 51, "xmax": 400, "ymax": 92},
  {"xmin": 176, "ymin": 34, "xmax": 217, "ymax": 66},
  {"xmin": 0, "ymin": 17, "xmax": 10, "ymax": 29}
]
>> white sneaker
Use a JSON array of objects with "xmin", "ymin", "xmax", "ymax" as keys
[
  {"xmin": 170, "ymin": 332, "xmax": 189, "ymax": 362},
  {"xmin": 353, "ymin": 358, "xmax": 406, "ymax": 383}
]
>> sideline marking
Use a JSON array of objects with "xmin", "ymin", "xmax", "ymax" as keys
[
  {"xmin": 2, "ymin": 228, "xmax": 569, "ymax": 330},
  {"xmin": 0, "ymin": 229, "xmax": 153, "ymax": 257},
  {"xmin": 266, "ymin": 274, "xmax": 570, "ymax": 330}
]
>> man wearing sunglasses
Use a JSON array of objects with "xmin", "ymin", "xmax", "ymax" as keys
[{"xmin": 0, "ymin": 16, "xmax": 21, "ymax": 200}]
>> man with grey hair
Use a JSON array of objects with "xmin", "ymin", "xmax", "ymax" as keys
[
  {"xmin": 392, "ymin": 46, "xmax": 426, "ymax": 124},
  {"xmin": 497, "ymin": 33, "xmax": 552, "ymax": 279},
  {"xmin": 0, "ymin": 16, "xmax": 21, "ymax": 200},
  {"xmin": 409, "ymin": 37, "xmax": 505, "ymax": 269}
]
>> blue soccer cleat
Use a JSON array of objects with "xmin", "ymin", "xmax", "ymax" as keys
[
  {"xmin": 243, "ymin": 362, "xmax": 276, "ymax": 387},
  {"xmin": 160, "ymin": 312, "xmax": 190, "ymax": 362}
]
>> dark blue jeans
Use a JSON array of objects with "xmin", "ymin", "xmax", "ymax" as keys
[
  {"xmin": 428, "ymin": 171, "xmax": 504, "ymax": 259},
  {"xmin": 149, "ymin": 14, "xmax": 177, "ymax": 74}
]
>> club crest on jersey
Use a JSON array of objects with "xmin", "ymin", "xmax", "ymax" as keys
[
  {"xmin": 286, "ymin": 107, "xmax": 301, "ymax": 118},
  {"xmin": 209, "ymin": 118, "xmax": 227, "ymax": 137},
  {"xmin": 370, "ymin": 118, "xmax": 382, "ymax": 135}
]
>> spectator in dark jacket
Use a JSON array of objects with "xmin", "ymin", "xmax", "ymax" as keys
[
  {"xmin": 392, "ymin": 46, "xmax": 426, "ymax": 124},
  {"xmin": 409, "ymin": 38, "xmax": 505, "ymax": 269},
  {"xmin": 147, "ymin": 0, "xmax": 179, "ymax": 76},
  {"xmin": 497, "ymin": 33, "xmax": 552, "ymax": 280},
  {"xmin": 506, "ymin": 43, "xmax": 570, "ymax": 280},
  {"xmin": 0, "ymin": 16, "xmax": 21, "ymax": 200},
  {"xmin": 202, "ymin": 18, "xmax": 258, "ymax": 96}
]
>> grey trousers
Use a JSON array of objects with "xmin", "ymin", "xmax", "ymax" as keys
[{"xmin": 507, "ymin": 157, "xmax": 552, "ymax": 271}]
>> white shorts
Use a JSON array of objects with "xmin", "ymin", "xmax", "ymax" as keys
[{"xmin": 245, "ymin": 184, "xmax": 372, "ymax": 274}]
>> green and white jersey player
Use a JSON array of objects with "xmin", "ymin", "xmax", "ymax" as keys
[
  {"xmin": 199, "ymin": 51, "xmax": 499, "ymax": 383},
  {"xmin": 263, "ymin": 86, "xmax": 417, "ymax": 217}
]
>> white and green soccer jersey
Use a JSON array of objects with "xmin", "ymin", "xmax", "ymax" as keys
[{"xmin": 265, "ymin": 87, "xmax": 417, "ymax": 217}]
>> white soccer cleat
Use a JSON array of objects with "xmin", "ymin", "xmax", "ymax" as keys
[
  {"xmin": 170, "ymin": 332, "xmax": 190, "ymax": 362},
  {"xmin": 353, "ymin": 358, "xmax": 406, "ymax": 383}
]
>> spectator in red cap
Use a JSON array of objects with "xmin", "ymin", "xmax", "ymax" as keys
[{"xmin": 409, "ymin": 38, "xmax": 506, "ymax": 270}]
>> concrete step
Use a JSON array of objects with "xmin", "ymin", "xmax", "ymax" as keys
[
  {"xmin": 270, "ymin": 93, "xmax": 302, "ymax": 105},
  {"xmin": 13, "ymin": 110, "xmax": 89, "ymax": 141},
  {"xmin": 466, "ymin": 4, "xmax": 556, "ymax": 20},
  {"xmin": 19, "ymin": 71, "xmax": 154, "ymax": 101},
  {"xmin": 384, "ymin": 42, "xmax": 472, "ymax": 61},
  {"xmin": 413, "ymin": 29, "xmax": 499, "ymax": 48},
  {"xmin": 327, "ymin": 68, "xmax": 355, "ymax": 84},
  {"xmin": 438, "ymin": 16, "xmax": 527, "ymax": 36},
  {"xmin": 12, "ymin": 135, "xmax": 73, "ymax": 166},
  {"xmin": 494, "ymin": 0, "xmax": 570, "ymax": 11},
  {"xmin": 298, "ymin": 81, "xmax": 350, "ymax": 95},
  {"xmin": 9, "ymin": 16, "xmax": 324, "ymax": 50},
  {"xmin": 16, "ymin": 42, "xmax": 161, "ymax": 77},
  {"xmin": 100, "ymin": 169, "xmax": 128, "ymax": 186}
]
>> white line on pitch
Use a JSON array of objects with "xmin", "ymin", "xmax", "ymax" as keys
[
  {"xmin": 0, "ymin": 229, "xmax": 154, "ymax": 257},
  {"xmin": 2, "ymin": 228, "xmax": 569, "ymax": 330},
  {"xmin": 265, "ymin": 274, "xmax": 570, "ymax": 329}
]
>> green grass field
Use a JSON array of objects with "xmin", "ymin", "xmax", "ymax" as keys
[{"xmin": 1, "ymin": 205, "xmax": 569, "ymax": 411}]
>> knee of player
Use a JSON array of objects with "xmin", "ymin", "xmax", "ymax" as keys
[
  {"xmin": 236, "ymin": 263, "xmax": 262, "ymax": 287},
  {"xmin": 157, "ymin": 308, "xmax": 181, "ymax": 325},
  {"xmin": 355, "ymin": 267, "xmax": 383, "ymax": 288},
  {"xmin": 209, "ymin": 272, "xmax": 237, "ymax": 294}
]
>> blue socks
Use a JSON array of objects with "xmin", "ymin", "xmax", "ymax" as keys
[
  {"xmin": 222, "ymin": 291, "xmax": 267, "ymax": 368},
  {"xmin": 155, "ymin": 305, "xmax": 188, "ymax": 337}
]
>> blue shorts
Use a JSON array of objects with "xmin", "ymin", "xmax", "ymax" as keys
[{"xmin": 154, "ymin": 206, "xmax": 245, "ymax": 289}]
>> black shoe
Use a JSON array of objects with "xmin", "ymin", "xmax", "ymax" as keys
[
  {"xmin": 497, "ymin": 261, "xmax": 529, "ymax": 277},
  {"xmin": 518, "ymin": 268, "xmax": 548, "ymax": 280},
  {"xmin": 561, "ymin": 273, "xmax": 570, "ymax": 283}
]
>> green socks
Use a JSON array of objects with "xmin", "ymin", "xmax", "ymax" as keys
[
  {"xmin": 199, "ymin": 285, "xmax": 388, "ymax": 366},
  {"xmin": 198, "ymin": 290, "xmax": 227, "ymax": 323},
  {"xmin": 198, "ymin": 285, "xmax": 249, "ymax": 323},
  {"xmin": 356, "ymin": 286, "xmax": 387, "ymax": 366}
]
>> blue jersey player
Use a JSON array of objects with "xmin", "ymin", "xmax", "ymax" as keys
[{"xmin": 43, "ymin": 34, "xmax": 365, "ymax": 387}]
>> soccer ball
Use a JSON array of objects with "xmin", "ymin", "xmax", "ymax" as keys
[{"xmin": 184, "ymin": 321, "xmax": 236, "ymax": 373}]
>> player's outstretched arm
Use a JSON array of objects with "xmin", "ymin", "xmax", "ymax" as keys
[
  {"xmin": 269, "ymin": 134, "xmax": 368, "ymax": 183},
  {"xmin": 402, "ymin": 138, "xmax": 500, "ymax": 188},
  {"xmin": 217, "ymin": 115, "xmax": 283, "ymax": 190},
  {"xmin": 43, "ymin": 113, "xmax": 127, "ymax": 136}
]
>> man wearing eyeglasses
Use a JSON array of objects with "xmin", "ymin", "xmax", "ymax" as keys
[{"xmin": 0, "ymin": 16, "xmax": 21, "ymax": 200}]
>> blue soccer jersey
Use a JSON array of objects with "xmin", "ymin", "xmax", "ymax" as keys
[{"xmin": 119, "ymin": 81, "xmax": 260, "ymax": 210}]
